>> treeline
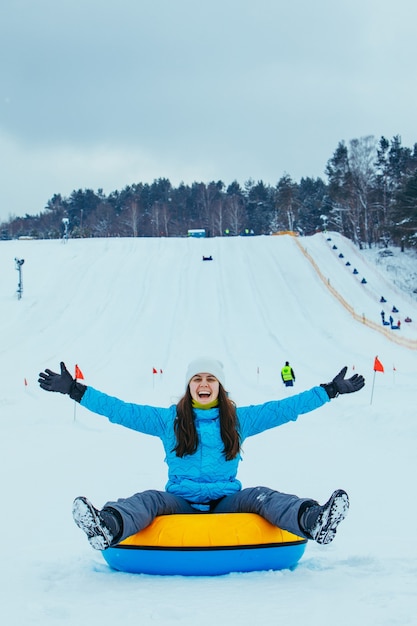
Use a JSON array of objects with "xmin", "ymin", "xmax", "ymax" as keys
[{"xmin": 2, "ymin": 135, "xmax": 417, "ymax": 248}]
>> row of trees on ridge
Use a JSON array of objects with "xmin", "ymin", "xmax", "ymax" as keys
[{"xmin": 2, "ymin": 135, "xmax": 417, "ymax": 249}]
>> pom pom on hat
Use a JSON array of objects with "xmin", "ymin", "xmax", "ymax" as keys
[{"xmin": 185, "ymin": 357, "xmax": 226, "ymax": 388}]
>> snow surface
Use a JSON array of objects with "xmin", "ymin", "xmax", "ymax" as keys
[{"xmin": 1, "ymin": 232, "xmax": 417, "ymax": 625}]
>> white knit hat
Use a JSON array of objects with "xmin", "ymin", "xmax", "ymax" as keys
[{"xmin": 185, "ymin": 357, "xmax": 226, "ymax": 388}]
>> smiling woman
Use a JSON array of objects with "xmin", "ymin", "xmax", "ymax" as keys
[{"xmin": 38, "ymin": 356, "xmax": 364, "ymax": 572}]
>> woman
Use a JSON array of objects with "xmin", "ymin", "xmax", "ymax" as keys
[{"xmin": 38, "ymin": 357, "xmax": 364, "ymax": 550}]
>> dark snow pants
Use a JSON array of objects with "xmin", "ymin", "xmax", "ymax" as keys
[{"xmin": 104, "ymin": 487, "xmax": 315, "ymax": 543}]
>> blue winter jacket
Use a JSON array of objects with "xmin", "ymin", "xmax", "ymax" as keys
[{"xmin": 80, "ymin": 386, "xmax": 329, "ymax": 504}]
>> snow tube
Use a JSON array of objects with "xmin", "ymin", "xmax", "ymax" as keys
[{"xmin": 102, "ymin": 513, "xmax": 307, "ymax": 576}]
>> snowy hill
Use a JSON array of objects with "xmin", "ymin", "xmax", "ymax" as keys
[{"xmin": 1, "ymin": 232, "xmax": 416, "ymax": 625}]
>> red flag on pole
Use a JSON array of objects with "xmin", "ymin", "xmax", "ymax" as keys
[
  {"xmin": 373, "ymin": 356, "xmax": 384, "ymax": 373},
  {"xmin": 75, "ymin": 364, "xmax": 84, "ymax": 380}
]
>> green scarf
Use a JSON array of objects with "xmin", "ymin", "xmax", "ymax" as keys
[{"xmin": 192, "ymin": 398, "xmax": 219, "ymax": 410}]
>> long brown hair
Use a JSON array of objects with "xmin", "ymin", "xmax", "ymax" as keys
[{"xmin": 174, "ymin": 384, "xmax": 240, "ymax": 460}]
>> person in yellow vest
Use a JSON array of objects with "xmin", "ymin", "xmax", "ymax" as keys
[{"xmin": 281, "ymin": 361, "xmax": 295, "ymax": 387}]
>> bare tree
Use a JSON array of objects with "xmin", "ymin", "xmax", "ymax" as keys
[
  {"xmin": 348, "ymin": 136, "xmax": 377, "ymax": 247},
  {"xmin": 150, "ymin": 201, "xmax": 171, "ymax": 237},
  {"xmin": 225, "ymin": 193, "xmax": 246, "ymax": 235}
]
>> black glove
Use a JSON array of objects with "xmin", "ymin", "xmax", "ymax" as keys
[
  {"xmin": 320, "ymin": 366, "xmax": 365, "ymax": 399},
  {"xmin": 38, "ymin": 361, "xmax": 86, "ymax": 402}
]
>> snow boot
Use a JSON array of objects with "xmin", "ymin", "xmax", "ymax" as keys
[
  {"xmin": 301, "ymin": 489, "xmax": 349, "ymax": 545},
  {"xmin": 72, "ymin": 496, "xmax": 119, "ymax": 550}
]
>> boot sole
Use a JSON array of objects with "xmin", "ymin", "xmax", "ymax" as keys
[
  {"xmin": 313, "ymin": 489, "xmax": 349, "ymax": 545},
  {"xmin": 72, "ymin": 496, "xmax": 113, "ymax": 550}
]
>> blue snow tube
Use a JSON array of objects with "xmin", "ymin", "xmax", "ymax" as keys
[{"xmin": 102, "ymin": 513, "xmax": 307, "ymax": 576}]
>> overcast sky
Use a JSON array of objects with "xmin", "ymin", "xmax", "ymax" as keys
[{"xmin": 1, "ymin": 0, "xmax": 417, "ymax": 223}]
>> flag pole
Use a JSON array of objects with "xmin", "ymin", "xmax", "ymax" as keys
[
  {"xmin": 370, "ymin": 370, "xmax": 376, "ymax": 405},
  {"xmin": 371, "ymin": 356, "xmax": 384, "ymax": 405},
  {"xmin": 73, "ymin": 370, "xmax": 78, "ymax": 422},
  {"xmin": 73, "ymin": 364, "xmax": 85, "ymax": 422}
]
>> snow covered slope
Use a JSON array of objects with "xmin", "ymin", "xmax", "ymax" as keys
[{"xmin": 1, "ymin": 233, "xmax": 416, "ymax": 626}]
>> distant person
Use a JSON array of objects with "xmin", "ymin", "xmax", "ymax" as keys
[
  {"xmin": 380, "ymin": 296, "xmax": 387, "ymax": 303},
  {"xmin": 281, "ymin": 361, "xmax": 296, "ymax": 387},
  {"xmin": 38, "ymin": 359, "xmax": 364, "ymax": 550},
  {"xmin": 380, "ymin": 310, "xmax": 385, "ymax": 324},
  {"xmin": 392, "ymin": 306, "xmax": 399, "ymax": 313}
]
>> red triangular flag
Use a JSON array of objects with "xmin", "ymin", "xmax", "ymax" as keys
[
  {"xmin": 75, "ymin": 364, "xmax": 84, "ymax": 380},
  {"xmin": 152, "ymin": 367, "xmax": 158, "ymax": 374},
  {"xmin": 373, "ymin": 356, "xmax": 384, "ymax": 373}
]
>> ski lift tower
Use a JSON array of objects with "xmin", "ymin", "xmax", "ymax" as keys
[{"xmin": 15, "ymin": 257, "xmax": 24, "ymax": 300}]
